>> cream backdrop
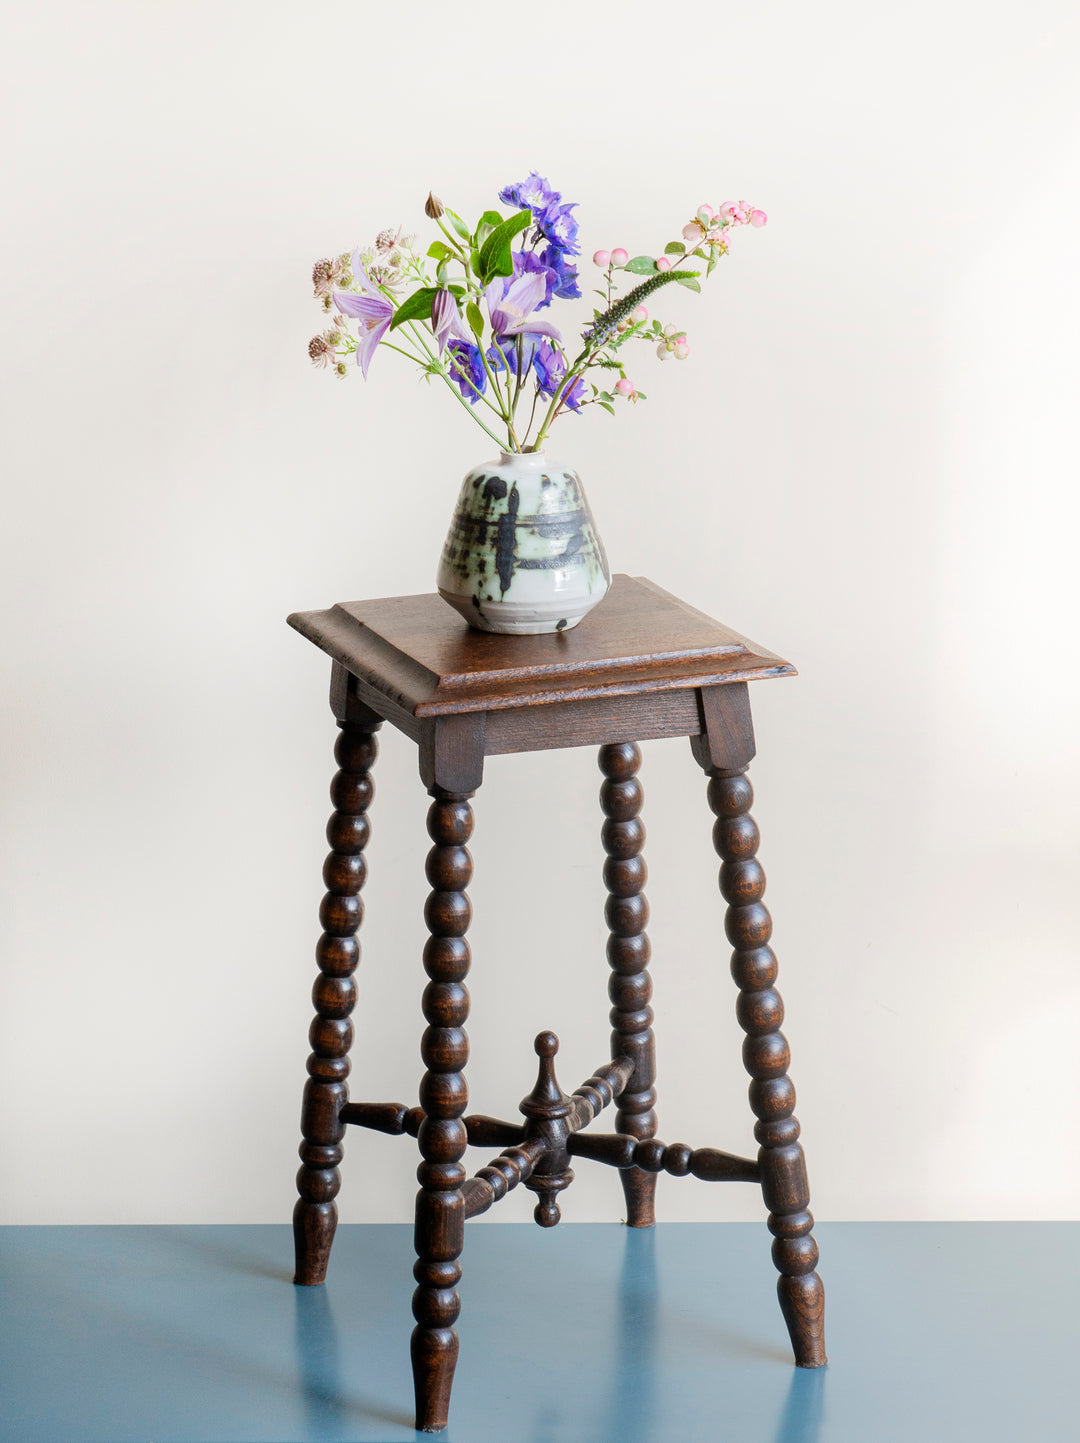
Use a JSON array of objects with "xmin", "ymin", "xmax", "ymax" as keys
[{"xmin": 3, "ymin": 1, "xmax": 1079, "ymax": 1225}]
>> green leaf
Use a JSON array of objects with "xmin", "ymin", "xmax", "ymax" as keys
[
  {"xmin": 598, "ymin": 401, "xmax": 615, "ymax": 415},
  {"xmin": 707, "ymin": 252, "xmax": 718, "ymax": 276},
  {"xmin": 665, "ymin": 241, "xmax": 686, "ymax": 256},
  {"xmin": 389, "ymin": 287, "xmax": 438, "ymax": 330},
  {"xmin": 473, "ymin": 210, "xmax": 504, "ymax": 245},
  {"xmin": 598, "ymin": 391, "xmax": 615, "ymax": 403},
  {"xmin": 436, "ymin": 261, "xmax": 449, "ymax": 286},
  {"xmin": 445, "ymin": 209, "xmax": 472, "ymax": 241},
  {"xmin": 675, "ymin": 276, "xmax": 701, "ymax": 292},
  {"xmin": 427, "ymin": 241, "xmax": 452, "ymax": 261},
  {"xmin": 624, "ymin": 256, "xmax": 658, "ymax": 275},
  {"xmin": 635, "ymin": 390, "xmax": 648, "ymax": 399},
  {"xmin": 466, "ymin": 302, "xmax": 484, "ymax": 339},
  {"xmin": 478, "ymin": 208, "xmax": 533, "ymax": 283}
]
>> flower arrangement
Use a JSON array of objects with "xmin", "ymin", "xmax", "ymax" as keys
[{"xmin": 310, "ymin": 172, "xmax": 765, "ymax": 455}]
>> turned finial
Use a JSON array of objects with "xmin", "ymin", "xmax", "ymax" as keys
[{"xmin": 520, "ymin": 1031, "xmax": 571, "ymax": 1121}]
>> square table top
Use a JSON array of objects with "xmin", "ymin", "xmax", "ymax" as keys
[{"xmin": 288, "ymin": 575, "xmax": 794, "ymax": 720}]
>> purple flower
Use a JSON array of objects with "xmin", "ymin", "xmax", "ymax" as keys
[
  {"xmin": 539, "ymin": 243, "xmax": 581, "ymax": 301},
  {"xmin": 536, "ymin": 197, "xmax": 580, "ymax": 255},
  {"xmin": 560, "ymin": 374, "xmax": 588, "ymax": 412},
  {"xmin": 485, "ymin": 271, "xmax": 562, "ymax": 342},
  {"xmin": 499, "ymin": 171, "xmax": 558, "ymax": 212},
  {"xmin": 512, "ymin": 249, "xmax": 558, "ymax": 308},
  {"xmin": 333, "ymin": 290, "xmax": 393, "ymax": 378},
  {"xmin": 447, "ymin": 340, "xmax": 487, "ymax": 403},
  {"xmin": 430, "ymin": 289, "xmax": 470, "ymax": 356},
  {"xmin": 531, "ymin": 340, "xmax": 565, "ymax": 397}
]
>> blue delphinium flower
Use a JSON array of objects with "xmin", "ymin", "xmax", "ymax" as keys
[
  {"xmin": 539, "ymin": 244, "xmax": 581, "ymax": 301},
  {"xmin": 499, "ymin": 172, "xmax": 558, "ymax": 212},
  {"xmin": 530, "ymin": 340, "xmax": 563, "ymax": 396},
  {"xmin": 447, "ymin": 340, "xmax": 487, "ymax": 403},
  {"xmin": 536, "ymin": 197, "xmax": 580, "ymax": 256},
  {"xmin": 561, "ymin": 374, "xmax": 588, "ymax": 412}
]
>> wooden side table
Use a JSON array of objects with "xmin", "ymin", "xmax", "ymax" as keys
[{"xmin": 287, "ymin": 575, "xmax": 827, "ymax": 1433}]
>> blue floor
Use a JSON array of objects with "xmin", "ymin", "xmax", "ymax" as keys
[{"xmin": 0, "ymin": 1222, "xmax": 1074, "ymax": 1442}]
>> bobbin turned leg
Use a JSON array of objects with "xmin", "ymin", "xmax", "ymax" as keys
[
  {"xmin": 294, "ymin": 715, "xmax": 379, "ymax": 1286},
  {"xmin": 599, "ymin": 742, "xmax": 658, "ymax": 1228},
  {"xmin": 693, "ymin": 684, "xmax": 826, "ymax": 1368},
  {"xmin": 412, "ymin": 788, "xmax": 474, "ymax": 1432}
]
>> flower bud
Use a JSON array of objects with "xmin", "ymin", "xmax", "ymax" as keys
[
  {"xmin": 615, "ymin": 377, "xmax": 635, "ymax": 397},
  {"xmin": 424, "ymin": 192, "xmax": 445, "ymax": 219},
  {"xmin": 655, "ymin": 256, "xmax": 671, "ymax": 272},
  {"xmin": 674, "ymin": 343, "xmax": 689, "ymax": 360},
  {"xmin": 683, "ymin": 222, "xmax": 704, "ymax": 244},
  {"xmin": 656, "ymin": 343, "xmax": 670, "ymax": 361},
  {"xmin": 617, "ymin": 319, "xmax": 630, "ymax": 333},
  {"xmin": 610, "ymin": 248, "xmax": 629, "ymax": 266},
  {"xmin": 632, "ymin": 306, "xmax": 648, "ymax": 323},
  {"xmin": 592, "ymin": 249, "xmax": 611, "ymax": 267},
  {"xmin": 698, "ymin": 205, "xmax": 716, "ymax": 221},
  {"xmin": 749, "ymin": 209, "xmax": 768, "ymax": 227}
]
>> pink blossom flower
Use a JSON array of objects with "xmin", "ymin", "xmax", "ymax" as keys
[
  {"xmin": 749, "ymin": 209, "xmax": 768, "ymax": 228},
  {"xmin": 610, "ymin": 248, "xmax": 629, "ymax": 266},
  {"xmin": 614, "ymin": 377, "xmax": 635, "ymax": 397},
  {"xmin": 592, "ymin": 249, "xmax": 611, "ymax": 267},
  {"xmin": 698, "ymin": 204, "xmax": 716, "ymax": 221},
  {"xmin": 632, "ymin": 306, "xmax": 648, "ymax": 323},
  {"xmin": 655, "ymin": 256, "xmax": 672, "ymax": 272},
  {"xmin": 683, "ymin": 222, "xmax": 705, "ymax": 244}
]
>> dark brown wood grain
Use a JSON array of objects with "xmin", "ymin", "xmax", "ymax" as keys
[
  {"xmin": 293, "ymin": 719, "xmax": 378, "ymax": 1286},
  {"xmin": 287, "ymin": 577, "xmax": 822, "ymax": 1431},
  {"xmin": 288, "ymin": 575, "xmax": 794, "ymax": 722},
  {"xmin": 701, "ymin": 766, "xmax": 827, "ymax": 1368},
  {"xmin": 411, "ymin": 788, "xmax": 474, "ymax": 1432},
  {"xmin": 600, "ymin": 741, "xmax": 658, "ymax": 1228}
]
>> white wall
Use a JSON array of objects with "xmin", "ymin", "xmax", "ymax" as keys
[{"xmin": 2, "ymin": 0, "xmax": 1078, "ymax": 1225}]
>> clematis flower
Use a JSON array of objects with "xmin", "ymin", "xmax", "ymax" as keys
[
  {"xmin": 485, "ymin": 271, "xmax": 562, "ymax": 343},
  {"xmin": 334, "ymin": 287, "xmax": 394, "ymax": 378},
  {"xmin": 430, "ymin": 289, "xmax": 471, "ymax": 356}
]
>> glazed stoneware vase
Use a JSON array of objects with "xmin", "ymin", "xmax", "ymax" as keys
[{"xmin": 436, "ymin": 451, "xmax": 611, "ymax": 635}]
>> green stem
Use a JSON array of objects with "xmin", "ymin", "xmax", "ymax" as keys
[{"xmin": 403, "ymin": 321, "xmax": 508, "ymax": 449}]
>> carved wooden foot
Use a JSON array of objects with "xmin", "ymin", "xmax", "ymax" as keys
[
  {"xmin": 294, "ymin": 721, "xmax": 378, "ymax": 1286},
  {"xmin": 412, "ymin": 790, "xmax": 473, "ymax": 1432},
  {"xmin": 707, "ymin": 767, "xmax": 827, "ymax": 1367},
  {"xmin": 600, "ymin": 742, "xmax": 658, "ymax": 1228}
]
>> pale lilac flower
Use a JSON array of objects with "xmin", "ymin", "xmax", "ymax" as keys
[
  {"xmin": 484, "ymin": 271, "xmax": 562, "ymax": 342},
  {"xmin": 430, "ymin": 289, "xmax": 471, "ymax": 356},
  {"xmin": 334, "ymin": 267, "xmax": 395, "ymax": 378}
]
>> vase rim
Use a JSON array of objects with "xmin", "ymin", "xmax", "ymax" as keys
[{"xmin": 497, "ymin": 448, "xmax": 548, "ymax": 465}]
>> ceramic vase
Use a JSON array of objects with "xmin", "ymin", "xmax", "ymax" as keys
[{"xmin": 435, "ymin": 451, "xmax": 611, "ymax": 635}]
